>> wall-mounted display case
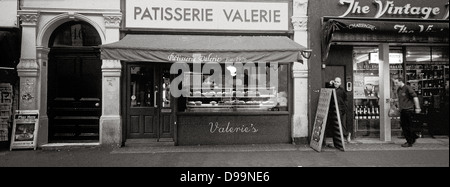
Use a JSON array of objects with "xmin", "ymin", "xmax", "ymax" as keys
[{"xmin": 185, "ymin": 87, "xmax": 283, "ymax": 112}]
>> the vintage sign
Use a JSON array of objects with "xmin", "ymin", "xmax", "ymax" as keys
[
  {"xmin": 310, "ymin": 88, "xmax": 345, "ymax": 152},
  {"xmin": 338, "ymin": 0, "xmax": 449, "ymax": 20},
  {"xmin": 126, "ymin": 0, "xmax": 289, "ymax": 31},
  {"xmin": 10, "ymin": 110, "xmax": 39, "ymax": 150}
]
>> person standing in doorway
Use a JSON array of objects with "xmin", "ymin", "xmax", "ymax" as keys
[
  {"xmin": 393, "ymin": 77, "xmax": 421, "ymax": 147},
  {"xmin": 329, "ymin": 77, "xmax": 351, "ymax": 143}
]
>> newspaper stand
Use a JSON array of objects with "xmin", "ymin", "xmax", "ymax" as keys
[{"xmin": 10, "ymin": 110, "xmax": 39, "ymax": 151}]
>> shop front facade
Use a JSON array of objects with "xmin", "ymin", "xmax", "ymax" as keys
[
  {"xmin": 102, "ymin": 0, "xmax": 311, "ymax": 146},
  {"xmin": 309, "ymin": 0, "xmax": 449, "ymax": 141},
  {"xmin": 16, "ymin": 0, "xmax": 311, "ymax": 147}
]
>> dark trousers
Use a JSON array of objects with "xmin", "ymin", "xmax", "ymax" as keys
[
  {"xmin": 401, "ymin": 109, "xmax": 418, "ymax": 144},
  {"xmin": 322, "ymin": 110, "xmax": 346, "ymax": 149},
  {"xmin": 340, "ymin": 110, "xmax": 348, "ymax": 137}
]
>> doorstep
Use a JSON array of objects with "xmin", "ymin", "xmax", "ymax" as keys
[
  {"xmin": 349, "ymin": 136, "xmax": 449, "ymax": 145},
  {"xmin": 124, "ymin": 138, "xmax": 175, "ymax": 147},
  {"xmin": 40, "ymin": 142, "xmax": 100, "ymax": 150}
]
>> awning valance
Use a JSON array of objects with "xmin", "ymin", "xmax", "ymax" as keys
[
  {"xmin": 321, "ymin": 18, "xmax": 449, "ymax": 61},
  {"xmin": 100, "ymin": 35, "xmax": 307, "ymax": 63}
]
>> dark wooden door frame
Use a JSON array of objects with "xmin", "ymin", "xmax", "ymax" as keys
[{"xmin": 122, "ymin": 62, "xmax": 174, "ymax": 141}]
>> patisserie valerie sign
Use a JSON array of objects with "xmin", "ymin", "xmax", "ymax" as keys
[
  {"xmin": 126, "ymin": 0, "xmax": 289, "ymax": 31},
  {"xmin": 338, "ymin": 0, "xmax": 449, "ymax": 19}
]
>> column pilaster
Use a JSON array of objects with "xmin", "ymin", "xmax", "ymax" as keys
[
  {"xmin": 291, "ymin": 0, "xmax": 310, "ymax": 144},
  {"xmin": 100, "ymin": 60, "xmax": 122, "ymax": 147}
]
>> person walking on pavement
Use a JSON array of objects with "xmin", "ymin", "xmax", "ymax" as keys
[{"xmin": 393, "ymin": 77, "xmax": 421, "ymax": 147}]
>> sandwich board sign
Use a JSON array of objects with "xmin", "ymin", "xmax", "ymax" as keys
[
  {"xmin": 310, "ymin": 88, "xmax": 345, "ymax": 152},
  {"xmin": 10, "ymin": 110, "xmax": 39, "ymax": 150}
]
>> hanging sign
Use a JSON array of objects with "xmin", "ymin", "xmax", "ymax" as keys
[
  {"xmin": 10, "ymin": 110, "xmax": 39, "ymax": 150},
  {"xmin": 310, "ymin": 88, "xmax": 346, "ymax": 152},
  {"xmin": 126, "ymin": 0, "xmax": 289, "ymax": 31}
]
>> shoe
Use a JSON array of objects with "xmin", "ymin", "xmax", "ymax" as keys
[
  {"xmin": 336, "ymin": 147, "xmax": 345, "ymax": 151},
  {"xmin": 401, "ymin": 143, "xmax": 413, "ymax": 147}
]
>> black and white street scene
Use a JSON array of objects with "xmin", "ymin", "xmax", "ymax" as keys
[{"xmin": 0, "ymin": 0, "xmax": 448, "ymax": 174}]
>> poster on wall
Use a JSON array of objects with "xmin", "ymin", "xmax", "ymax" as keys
[
  {"xmin": 10, "ymin": 110, "xmax": 39, "ymax": 151},
  {"xmin": 364, "ymin": 76, "xmax": 379, "ymax": 98},
  {"xmin": 353, "ymin": 73, "xmax": 365, "ymax": 98}
]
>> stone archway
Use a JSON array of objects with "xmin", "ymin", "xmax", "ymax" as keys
[
  {"xmin": 37, "ymin": 13, "xmax": 106, "ymax": 48},
  {"xmin": 46, "ymin": 20, "xmax": 103, "ymax": 142},
  {"xmin": 35, "ymin": 13, "xmax": 106, "ymax": 144}
]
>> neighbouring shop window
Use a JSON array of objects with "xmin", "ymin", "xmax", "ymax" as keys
[
  {"xmin": 179, "ymin": 62, "xmax": 289, "ymax": 112},
  {"xmin": 353, "ymin": 46, "xmax": 449, "ymax": 137},
  {"xmin": 353, "ymin": 47, "xmax": 404, "ymax": 136},
  {"xmin": 405, "ymin": 46, "xmax": 449, "ymax": 113},
  {"xmin": 353, "ymin": 47, "xmax": 381, "ymax": 136}
]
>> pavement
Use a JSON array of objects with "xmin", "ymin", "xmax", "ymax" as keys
[
  {"xmin": 0, "ymin": 136, "xmax": 448, "ymax": 168},
  {"xmin": 1, "ymin": 136, "xmax": 448, "ymax": 154},
  {"xmin": 108, "ymin": 136, "xmax": 449, "ymax": 154}
]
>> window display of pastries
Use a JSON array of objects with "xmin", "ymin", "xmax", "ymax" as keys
[
  {"xmin": 235, "ymin": 91, "xmax": 244, "ymax": 96},
  {"xmin": 246, "ymin": 101, "xmax": 260, "ymax": 105},
  {"xmin": 202, "ymin": 92, "xmax": 215, "ymax": 97},
  {"xmin": 193, "ymin": 91, "xmax": 202, "ymax": 96}
]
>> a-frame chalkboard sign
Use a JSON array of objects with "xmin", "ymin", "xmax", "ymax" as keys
[{"xmin": 310, "ymin": 88, "xmax": 346, "ymax": 152}]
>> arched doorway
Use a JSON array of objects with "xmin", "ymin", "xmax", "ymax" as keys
[{"xmin": 47, "ymin": 21, "xmax": 102, "ymax": 142}]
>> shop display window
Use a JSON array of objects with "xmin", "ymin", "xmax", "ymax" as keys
[
  {"xmin": 180, "ymin": 63, "xmax": 289, "ymax": 112},
  {"xmin": 353, "ymin": 46, "xmax": 449, "ymax": 137},
  {"xmin": 405, "ymin": 47, "xmax": 449, "ymax": 112},
  {"xmin": 353, "ymin": 47, "xmax": 404, "ymax": 136},
  {"xmin": 353, "ymin": 47, "xmax": 381, "ymax": 136}
]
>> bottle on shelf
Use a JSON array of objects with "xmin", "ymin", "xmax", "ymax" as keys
[
  {"xmin": 357, "ymin": 106, "xmax": 362, "ymax": 120},
  {"xmin": 371, "ymin": 107, "xmax": 376, "ymax": 119},
  {"xmin": 363, "ymin": 106, "xmax": 368, "ymax": 119},
  {"xmin": 359, "ymin": 106, "xmax": 363, "ymax": 119},
  {"xmin": 375, "ymin": 107, "xmax": 380, "ymax": 119}
]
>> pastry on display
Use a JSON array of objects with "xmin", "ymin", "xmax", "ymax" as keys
[{"xmin": 193, "ymin": 91, "xmax": 202, "ymax": 96}]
